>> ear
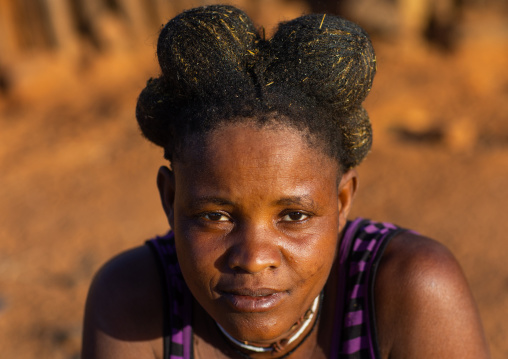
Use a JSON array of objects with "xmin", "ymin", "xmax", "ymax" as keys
[
  {"xmin": 157, "ymin": 166, "xmax": 176, "ymax": 228},
  {"xmin": 338, "ymin": 169, "xmax": 358, "ymax": 231}
]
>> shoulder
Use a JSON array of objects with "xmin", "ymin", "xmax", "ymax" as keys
[
  {"xmin": 81, "ymin": 245, "xmax": 164, "ymax": 359},
  {"xmin": 374, "ymin": 231, "xmax": 490, "ymax": 359}
]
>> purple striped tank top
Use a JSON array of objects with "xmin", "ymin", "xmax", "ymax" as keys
[{"xmin": 146, "ymin": 218, "xmax": 405, "ymax": 359}]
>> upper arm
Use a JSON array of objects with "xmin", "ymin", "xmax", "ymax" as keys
[
  {"xmin": 375, "ymin": 232, "xmax": 490, "ymax": 359},
  {"xmin": 81, "ymin": 245, "xmax": 163, "ymax": 359}
]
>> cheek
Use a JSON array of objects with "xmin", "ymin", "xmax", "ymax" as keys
[
  {"xmin": 284, "ymin": 221, "xmax": 340, "ymax": 284},
  {"xmin": 174, "ymin": 227, "xmax": 224, "ymax": 286}
]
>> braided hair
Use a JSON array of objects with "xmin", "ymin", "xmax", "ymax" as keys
[{"xmin": 136, "ymin": 5, "xmax": 376, "ymax": 171}]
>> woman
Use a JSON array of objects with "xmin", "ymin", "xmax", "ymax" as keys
[{"xmin": 81, "ymin": 5, "xmax": 489, "ymax": 358}]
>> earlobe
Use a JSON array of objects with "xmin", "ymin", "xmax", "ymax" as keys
[
  {"xmin": 157, "ymin": 166, "xmax": 176, "ymax": 227},
  {"xmin": 338, "ymin": 169, "xmax": 358, "ymax": 230}
]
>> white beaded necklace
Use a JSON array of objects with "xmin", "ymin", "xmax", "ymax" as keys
[{"xmin": 216, "ymin": 293, "xmax": 321, "ymax": 354}]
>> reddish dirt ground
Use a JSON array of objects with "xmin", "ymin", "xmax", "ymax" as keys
[{"xmin": 0, "ymin": 4, "xmax": 507, "ymax": 359}]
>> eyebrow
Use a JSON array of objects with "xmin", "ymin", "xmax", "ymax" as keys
[
  {"xmin": 274, "ymin": 196, "xmax": 318, "ymax": 210},
  {"xmin": 190, "ymin": 196, "xmax": 235, "ymax": 207}
]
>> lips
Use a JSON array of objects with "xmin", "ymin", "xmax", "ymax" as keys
[{"xmin": 218, "ymin": 287, "xmax": 288, "ymax": 313}]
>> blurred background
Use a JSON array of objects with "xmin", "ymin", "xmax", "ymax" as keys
[{"xmin": 0, "ymin": 0, "xmax": 507, "ymax": 358}]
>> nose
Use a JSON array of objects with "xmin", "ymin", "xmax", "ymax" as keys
[{"xmin": 227, "ymin": 224, "xmax": 282, "ymax": 274}]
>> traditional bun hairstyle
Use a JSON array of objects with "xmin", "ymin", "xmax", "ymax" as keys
[{"xmin": 136, "ymin": 5, "xmax": 376, "ymax": 170}]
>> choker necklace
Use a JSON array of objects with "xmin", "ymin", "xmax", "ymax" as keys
[{"xmin": 216, "ymin": 292, "xmax": 322, "ymax": 356}]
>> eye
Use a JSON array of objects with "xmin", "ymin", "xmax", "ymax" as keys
[
  {"xmin": 202, "ymin": 212, "xmax": 230, "ymax": 222},
  {"xmin": 281, "ymin": 211, "xmax": 310, "ymax": 222}
]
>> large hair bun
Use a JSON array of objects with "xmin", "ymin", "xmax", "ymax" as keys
[
  {"xmin": 136, "ymin": 77, "xmax": 173, "ymax": 148},
  {"xmin": 137, "ymin": 5, "xmax": 261, "ymax": 151},
  {"xmin": 262, "ymin": 14, "xmax": 376, "ymax": 168},
  {"xmin": 265, "ymin": 14, "xmax": 376, "ymax": 113},
  {"xmin": 157, "ymin": 5, "xmax": 260, "ymax": 99}
]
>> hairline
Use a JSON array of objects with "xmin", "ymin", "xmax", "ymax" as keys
[{"xmin": 169, "ymin": 115, "xmax": 344, "ymax": 177}]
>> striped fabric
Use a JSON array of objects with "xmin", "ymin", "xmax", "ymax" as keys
[
  {"xmin": 332, "ymin": 218, "xmax": 405, "ymax": 358},
  {"xmin": 147, "ymin": 218, "xmax": 405, "ymax": 359},
  {"xmin": 147, "ymin": 233, "xmax": 193, "ymax": 359}
]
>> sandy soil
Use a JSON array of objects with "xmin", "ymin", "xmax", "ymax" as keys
[{"xmin": 0, "ymin": 4, "xmax": 507, "ymax": 359}]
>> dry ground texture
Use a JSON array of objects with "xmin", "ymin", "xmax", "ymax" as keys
[{"xmin": 0, "ymin": 1, "xmax": 507, "ymax": 358}]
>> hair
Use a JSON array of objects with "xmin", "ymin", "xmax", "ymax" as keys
[{"xmin": 136, "ymin": 5, "xmax": 376, "ymax": 171}]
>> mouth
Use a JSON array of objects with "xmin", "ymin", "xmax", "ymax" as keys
[{"xmin": 218, "ymin": 288, "xmax": 288, "ymax": 313}]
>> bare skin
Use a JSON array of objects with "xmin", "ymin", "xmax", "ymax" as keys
[{"xmin": 82, "ymin": 123, "xmax": 489, "ymax": 358}]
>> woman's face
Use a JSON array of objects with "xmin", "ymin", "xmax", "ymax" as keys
[{"xmin": 158, "ymin": 122, "xmax": 356, "ymax": 343}]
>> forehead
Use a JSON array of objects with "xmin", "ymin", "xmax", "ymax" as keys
[
  {"xmin": 178, "ymin": 122, "xmax": 338, "ymax": 173},
  {"xmin": 172, "ymin": 123, "xmax": 340, "ymax": 200}
]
